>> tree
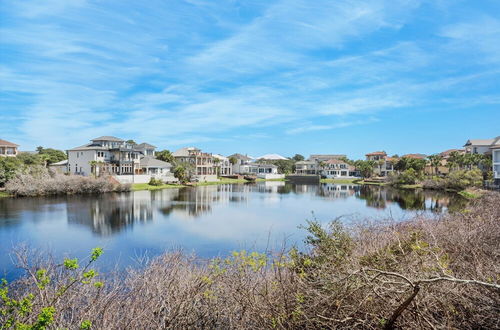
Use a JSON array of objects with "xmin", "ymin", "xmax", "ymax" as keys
[
  {"xmin": 37, "ymin": 147, "xmax": 67, "ymax": 165},
  {"xmin": 292, "ymin": 154, "xmax": 305, "ymax": 162},
  {"xmin": 354, "ymin": 160, "xmax": 376, "ymax": 179},
  {"xmin": 377, "ymin": 159, "xmax": 385, "ymax": 176},
  {"xmin": 0, "ymin": 157, "xmax": 22, "ymax": 186},
  {"xmin": 229, "ymin": 156, "xmax": 237, "ymax": 165},
  {"xmin": 126, "ymin": 140, "xmax": 137, "ymax": 145},
  {"xmin": 156, "ymin": 150, "xmax": 175, "ymax": 164},
  {"xmin": 427, "ymin": 154, "xmax": 443, "ymax": 175}
]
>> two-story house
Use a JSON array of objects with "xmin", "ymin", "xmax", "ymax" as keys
[
  {"xmin": 0, "ymin": 139, "xmax": 19, "ymax": 157},
  {"xmin": 67, "ymin": 136, "xmax": 158, "ymax": 176},
  {"xmin": 172, "ymin": 147, "xmax": 218, "ymax": 181},
  {"xmin": 295, "ymin": 160, "xmax": 319, "ymax": 175},
  {"xmin": 228, "ymin": 153, "xmax": 254, "ymax": 174},
  {"xmin": 365, "ymin": 151, "xmax": 397, "ymax": 177},
  {"xmin": 321, "ymin": 159, "xmax": 358, "ymax": 178},
  {"xmin": 213, "ymin": 154, "xmax": 233, "ymax": 176},
  {"xmin": 464, "ymin": 138, "xmax": 496, "ymax": 155}
]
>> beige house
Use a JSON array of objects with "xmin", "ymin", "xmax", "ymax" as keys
[
  {"xmin": 365, "ymin": 151, "xmax": 396, "ymax": 177},
  {"xmin": 0, "ymin": 139, "xmax": 19, "ymax": 157},
  {"xmin": 213, "ymin": 154, "xmax": 233, "ymax": 176},
  {"xmin": 172, "ymin": 147, "xmax": 218, "ymax": 182}
]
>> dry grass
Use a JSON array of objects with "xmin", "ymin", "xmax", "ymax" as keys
[{"xmin": 2, "ymin": 193, "xmax": 499, "ymax": 329}]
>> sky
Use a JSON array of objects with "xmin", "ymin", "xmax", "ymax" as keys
[{"xmin": 1, "ymin": 0, "xmax": 499, "ymax": 159}]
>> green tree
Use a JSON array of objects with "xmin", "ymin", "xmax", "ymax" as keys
[
  {"xmin": 156, "ymin": 150, "xmax": 175, "ymax": 164},
  {"xmin": 292, "ymin": 154, "xmax": 305, "ymax": 162},
  {"xmin": 229, "ymin": 156, "xmax": 237, "ymax": 165},
  {"xmin": 37, "ymin": 147, "xmax": 67, "ymax": 165},
  {"xmin": 126, "ymin": 139, "xmax": 137, "ymax": 145},
  {"xmin": 427, "ymin": 154, "xmax": 443, "ymax": 175},
  {"xmin": 354, "ymin": 160, "xmax": 376, "ymax": 178},
  {"xmin": 0, "ymin": 157, "xmax": 22, "ymax": 186}
]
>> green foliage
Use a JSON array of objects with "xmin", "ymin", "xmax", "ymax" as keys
[
  {"xmin": 0, "ymin": 247, "xmax": 104, "ymax": 329},
  {"xmin": 292, "ymin": 154, "xmax": 305, "ymax": 162},
  {"xmin": 125, "ymin": 139, "xmax": 137, "ymax": 145},
  {"xmin": 156, "ymin": 150, "xmax": 175, "ymax": 164},
  {"xmin": 394, "ymin": 168, "xmax": 420, "ymax": 185},
  {"xmin": 63, "ymin": 258, "xmax": 79, "ymax": 270},
  {"xmin": 80, "ymin": 320, "xmax": 92, "ymax": 329},
  {"xmin": 228, "ymin": 156, "xmax": 237, "ymax": 165},
  {"xmin": 148, "ymin": 177, "xmax": 163, "ymax": 186},
  {"xmin": 36, "ymin": 147, "xmax": 67, "ymax": 165},
  {"xmin": 0, "ymin": 157, "xmax": 22, "ymax": 186},
  {"xmin": 446, "ymin": 169, "xmax": 483, "ymax": 191},
  {"xmin": 395, "ymin": 157, "xmax": 426, "ymax": 173},
  {"xmin": 354, "ymin": 160, "xmax": 376, "ymax": 178},
  {"xmin": 91, "ymin": 247, "xmax": 103, "ymax": 262}
]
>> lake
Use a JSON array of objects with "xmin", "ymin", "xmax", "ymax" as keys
[{"xmin": 0, "ymin": 182, "xmax": 464, "ymax": 280}]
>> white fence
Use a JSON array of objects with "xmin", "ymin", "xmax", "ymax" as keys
[
  {"xmin": 257, "ymin": 173, "xmax": 285, "ymax": 180},
  {"xmin": 113, "ymin": 174, "xmax": 179, "ymax": 184}
]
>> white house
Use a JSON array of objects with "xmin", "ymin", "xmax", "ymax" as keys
[
  {"xmin": 229, "ymin": 153, "xmax": 254, "ymax": 174},
  {"xmin": 295, "ymin": 160, "xmax": 319, "ymax": 175},
  {"xmin": 213, "ymin": 154, "xmax": 233, "ymax": 176},
  {"xmin": 463, "ymin": 138, "xmax": 496, "ymax": 155},
  {"xmin": 172, "ymin": 147, "xmax": 218, "ymax": 182},
  {"xmin": 321, "ymin": 159, "xmax": 359, "ymax": 178},
  {"xmin": 490, "ymin": 137, "xmax": 500, "ymax": 182},
  {"xmin": 48, "ymin": 159, "xmax": 69, "ymax": 174}
]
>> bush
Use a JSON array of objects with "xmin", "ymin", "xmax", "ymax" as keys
[
  {"xmin": 388, "ymin": 168, "xmax": 421, "ymax": 185},
  {"xmin": 5, "ymin": 166, "xmax": 130, "ymax": 197},
  {"xmin": 423, "ymin": 169, "xmax": 483, "ymax": 191},
  {"xmin": 1, "ymin": 193, "xmax": 499, "ymax": 328},
  {"xmin": 148, "ymin": 177, "xmax": 163, "ymax": 186}
]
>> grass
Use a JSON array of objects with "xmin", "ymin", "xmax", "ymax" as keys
[
  {"xmin": 458, "ymin": 188, "xmax": 485, "ymax": 199},
  {"xmin": 354, "ymin": 180, "xmax": 388, "ymax": 186},
  {"xmin": 132, "ymin": 178, "xmax": 285, "ymax": 191},
  {"xmin": 320, "ymin": 178, "xmax": 358, "ymax": 184},
  {"xmin": 398, "ymin": 184, "xmax": 424, "ymax": 189},
  {"xmin": 0, "ymin": 191, "xmax": 11, "ymax": 198},
  {"xmin": 131, "ymin": 183, "xmax": 184, "ymax": 191}
]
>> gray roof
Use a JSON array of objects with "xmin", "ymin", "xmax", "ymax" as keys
[
  {"xmin": 139, "ymin": 156, "xmax": 172, "ymax": 168},
  {"xmin": 464, "ymin": 139, "xmax": 495, "ymax": 146},
  {"xmin": 91, "ymin": 136, "xmax": 124, "ymax": 142},
  {"xmin": 68, "ymin": 143, "xmax": 108, "ymax": 151},
  {"xmin": 295, "ymin": 160, "xmax": 316, "ymax": 165},
  {"xmin": 228, "ymin": 153, "xmax": 253, "ymax": 161},
  {"xmin": 137, "ymin": 142, "xmax": 157, "ymax": 148}
]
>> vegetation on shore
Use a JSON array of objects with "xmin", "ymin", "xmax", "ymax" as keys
[
  {"xmin": 320, "ymin": 178, "xmax": 358, "ymax": 184},
  {"xmin": 5, "ymin": 167, "xmax": 130, "ymax": 197},
  {"xmin": 2, "ymin": 193, "xmax": 499, "ymax": 329},
  {"xmin": 0, "ymin": 191, "xmax": 11, "ymax": 198}
]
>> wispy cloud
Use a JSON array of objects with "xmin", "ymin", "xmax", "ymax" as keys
[{"xmin": 1, "ymin": 0, "xmax": 499, "ymax": 155}]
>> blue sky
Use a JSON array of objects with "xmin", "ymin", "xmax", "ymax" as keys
[{"xmin": 1, "ymin": 0, "xmax": 499, "ymax": 159}]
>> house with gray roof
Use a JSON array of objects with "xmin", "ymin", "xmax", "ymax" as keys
[{"xmin": 0, "ymin": 139, "xmax": 19, "ymax": 157}]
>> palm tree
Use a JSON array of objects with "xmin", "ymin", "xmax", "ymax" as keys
[{"xmin": 427, "ymin": 154, "xmax": 443, "ymax": 176}]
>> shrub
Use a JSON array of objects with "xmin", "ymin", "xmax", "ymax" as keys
[
  {"xmin": 148, "ymin": 177, "xmax": 163, "ymax": 186},
  {"xmin": 1, "ymin": 193, "xmax": 499, "ymax": 328},
  {"xmin": 423, "ymin": 169, "xmax": 483, "ymax": 191},
  {"xmin": 5, "ymin": 166, "xmax": 130, "ymax": 197}
]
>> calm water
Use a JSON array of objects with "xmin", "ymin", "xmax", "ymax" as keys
[{"xmin": 0, "ymin": 182, "xmax": 464, "ymax": 280}]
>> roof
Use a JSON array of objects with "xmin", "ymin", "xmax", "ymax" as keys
[
  {"xmin": 91, "ymin": 136, "xmax": 124, "ymax": 142},
  {"xmin": 464, "ymin": 139, "xmax": 495, "ymax": 147},
  {"xmin": 228, "ymin": 153, "xmax": 253, "ymax": 161},
  {"xmin": 137, "ymin": 142, "xmax": 157, "ymax": 148},
  {"xmin": 489, "ymin": 136, "xmax": 500, "ymax": 149},
  {"xmin": 325, "ymin": 159, "xmax": 348, "ymax": 165},
  {"xmin": 0, "ymin": 139, "xmax": 19, "ymax": 147},
  {"xmin": 68, "ymin": 143, "xmax": 108, "ymax": 151},
  {"xmin": 213, "ymin": 154, "xmax": 229, "ymax": 161},
  {"xmin": 295, "ymin": 160, "xmax": 316, "ymax": 165},
  {"xmin": 402, "ymin": 153, "xmax": 427, "ymax": 159},
  {"xmin": 139, "ymin": 156, "xmax": 172, "ymax": 168},
  {"xmin": 365, "ymin": 151, "xmax": 387, "ymax": 156},
  {"xmin": 257, "ymin": 153, "xmax": 288, "ymax": 160},
  {"xmin": 308, "ymin": 154, "xmax": 346, "ymax": 160},
  {"xmin": 172, "ymin": 147, "xmax": 201, "ymax": 157},
  {"xmin": 49, "ymin": 159, "xmax": 68, "ymax": 166}
]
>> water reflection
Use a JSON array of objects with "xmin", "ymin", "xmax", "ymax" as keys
[{"xmin": 0, "ymin": 183, "xmax": 466, "ymax": 237}]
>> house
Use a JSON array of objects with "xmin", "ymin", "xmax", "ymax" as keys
[
  {"xmin": 490, "ymin": 137, "xmax": 500, "ymax": 183},
  {"xmin": 257, "ymin": 154, "xmax": 288, "ymax": 161},
  {"xmin": 464, "ymin": 138, "xmax": 496, "ymax": 155},
  {"xmin": 321, "ymin": 159, "xmax": 358, "ymax": 178},
  {"xmin": 67, "ymin": 136, "xmax": 144, "ymax": 176},
  {"xmin": 136, "ymin": 143, "xmax": 156, "ymax": 157},
  {"xmin": 213, "ymin": 154, "xmax": 233, "ymax": 176},
  {"xmin": 365, "ymin": 151, "xmax": 396, "ymax": 177},
  {"xmin": 48, "ymin": 159, "xmax": 69, "ymax": 174},
  {"xmin": 138, "ymin": 156, "xmax": 178, "ymax": 183},
  {"xmin": 172, "ymin": 147, "xmax": 218, "ymax": 182},
  {"xmin": 0, "ymin": 139, "xmax": 19, "ymax": 157},
  {"xmin": 295, "ymin": 160, "xmax": 319, "ymax": 175},
  {"xmin": 425, "ymin": 149, "xmax": 466, "ymax": 175},
  {"xmin": 228, "ymin": 153, "xmax": 254, "ymax": 174}
]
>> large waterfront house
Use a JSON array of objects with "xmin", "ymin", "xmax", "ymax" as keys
[
  {"xmin": 172, "ymin": 147, "xmax": 218, "ymax": 182},
  {"xmin": 365, "ymin": 151, "xmax": 397, "ymax": 177},
  {"xmin": 464, "ymin": 136, "xmax": 500, "ymax": 180},
  {"xmin": 228, "ymin": 153, "xmax": 254, "ymax": 174},
  {"xmin": 0, "ymin": 139, "xmax": 19, "ymax": 157},
  {"xmin": 295, "ymin": 157, "xmax": 359, "ymax": 178},
  {"xmin": 213, "ymin": 154, "xmax": 233, "ymax": 176},
  {"xmin": 67, "ymin": 136, "xmax": 176, "ymax": 183},
  {"xmin": 295, "ymin": 160, "xmax": 318, "ymax": 175}
]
